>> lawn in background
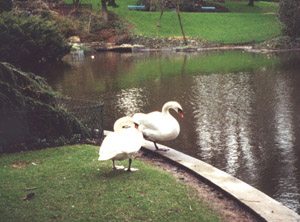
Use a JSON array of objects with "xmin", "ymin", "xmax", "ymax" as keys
[{"xmin": 72, "ymin": 0, "xmax": 281, "ymax": 44}]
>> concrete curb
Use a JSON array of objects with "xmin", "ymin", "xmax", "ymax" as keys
[{"xmin": 104, "ymin": 130, "xmax": 300, "ymax": 222}]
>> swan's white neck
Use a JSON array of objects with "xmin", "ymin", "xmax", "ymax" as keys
[
  {"xmin": 162, "ymin": 103, "xmax": 172, "ymax": 115},
  {"xmin": 113, "ymin": 117, "xmax": 135, "ymax": 132},
  {"xmin": 162, "ymin": 101, "xmax": 179, "ymax": 116}
]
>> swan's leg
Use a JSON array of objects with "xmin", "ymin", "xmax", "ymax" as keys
[
  {"xmin": 127, "ymin": 158, "xmax": 132, "ymax": 172},
  {"xmin": 125, "ymin": 158, "xmax": 138, "ymax": 172},
  {"xmin": 112, "ymin": 160, "xmax": 124, "ymax": 170},
  {"xmin": 154, "ymin": 142, "xmax": 169, "ymax": 152}
]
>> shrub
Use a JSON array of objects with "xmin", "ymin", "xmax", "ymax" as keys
[
  {"xmin": 254, "ymin": 36, "xmax": 300, "ymax": 49},
  {"xmin": 0, "ymin": 0, "xmax": 12, "ymax": 13},
  {"xmin": 278, "ymin": 0, "xmax": 300, "ymax": 38},
  {"xmin": 53, "ymin": 14, "xmax": 79, "ymax": 38},
  {"xmin": 0, "ymin": 62, "xmax": 91, "ymax": 153},
  {"xmin": 180, "ymin": 2, "xmax": 197, "ymax": 12},
  {"xmin": 0, "ymin": 12, "xmax": 71, "ymax": 64}
]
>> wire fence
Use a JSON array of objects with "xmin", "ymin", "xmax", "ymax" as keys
[
  {"xmin": 55, "ymin": 97, "xmax": 104, "ymax": 139},
  {"xmin": 0, "ymin": 97, "xmax": 104, "ymax": 153}
]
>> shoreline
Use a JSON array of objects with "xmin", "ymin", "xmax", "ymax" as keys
[{"xmin": 71, "ymin": 41, "xmax": 300, "ymax": 54}]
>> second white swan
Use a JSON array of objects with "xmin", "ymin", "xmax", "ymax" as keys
[{"xmin": 133, "ymin": 101, "xmax": 183, "ymax": 151}]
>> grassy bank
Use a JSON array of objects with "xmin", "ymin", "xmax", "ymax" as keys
[
  {"xmin": 0, "ymin": 145, "xmax": 222, "ymax": 221},
  {"xmin": 73, "ymin": 0, "xmax": 281, "ymax": 44}
]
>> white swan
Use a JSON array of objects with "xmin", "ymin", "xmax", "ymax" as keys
[
  {"xmin": 133, "ymin": 101, "xmax": 183, "ymax": 151},
  {"xmin": 98, "ymin": 116, "xmax": 143, "ymax": 171}
]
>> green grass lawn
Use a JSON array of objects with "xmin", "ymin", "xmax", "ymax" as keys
[
  {"xmin": 74, "ymin": 0, "xmax": 281, "ymax": 44},
  {"xmin": 0, "ymin": 145, "xmax": 222, "ymax": 221},
  {"xmin": 112, "ymin": 0, "xmax": 281, "ymax": 43}
]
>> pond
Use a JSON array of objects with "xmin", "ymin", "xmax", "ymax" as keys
[{"xmin": 33, "ymin": 49, "xmax": 300, "ymax": 214}]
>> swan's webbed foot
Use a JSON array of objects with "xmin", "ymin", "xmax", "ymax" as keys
[
  {"xmin": 112, "ymin": 160, "xmax": 124, "ymax": 170},
  {"xmin": 125, "ymin": 168, "xmax": 138, "ymax": 172},
  {"xmin": 125, "ymin": 158, "xmax": 138, "ymax": 172},
  {"xmin": 114, "ymin": 165, "xmax": 125, "ymax": 170},
  {"xmin": 154, "ymin": 142, "xmax": 169, "ymax": 152}
]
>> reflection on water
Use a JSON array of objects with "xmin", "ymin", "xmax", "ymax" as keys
[
  {"xmin": 273, "ymin": 72, "xmax": 299, "ymax": 210},
  {"xmin": 115, "ymin": 88, "xmax": 148, "ymax": 117},
  {"xmin": 191, "ymin": 73, "xmax": 256, "ymax": 180},
  {"xmin": 36, "ymin": 50, "xmax": 300, "ymax": 214}
]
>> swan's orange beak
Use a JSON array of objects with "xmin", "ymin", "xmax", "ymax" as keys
[
  {"xmin": 134, "ymin": 123, "xmax": 139, "ymax": 130},
  {"xmin": 178, "ymin": 109, "xmax": 184, "ymax": 118}
]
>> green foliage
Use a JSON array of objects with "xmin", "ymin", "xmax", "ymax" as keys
[
  {"xmin": 255, "ymin": 36, "xmax": 300, "ymax": 49},
  {"xmin": 278, "ymin": 0, "xmax": 300, "ymax": 38},
  {"xmin": 0, "ymin": 62, "xmax": 91, "ymax": 154},
  {"xmin": 48, "ymin": 8, "xmax": 132, "ymax": 43},
  {"xmin": 0, "ymin": 0, "xmax": 12, "ymax": 13},
  {"xmin": 180, "ymin": 2, "xmax": 197, "ymax": 12},
  {"xmin": 0, "ymin": 12, "xmax": 71, "ymax": 64},
  {"xmin": 0, "ymin": 145, "xmax": 222, "ymax": 222},
  {"xmin": 52, "ymin": 14, "xmax": 79, "ymax": 38}
]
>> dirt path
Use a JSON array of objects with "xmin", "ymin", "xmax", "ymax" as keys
[{"xmin": 136, "ymin": 150, "xmax": 262, "ymax": 222}]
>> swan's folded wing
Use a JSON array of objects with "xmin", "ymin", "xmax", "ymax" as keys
[
  {"xmin": 133, "ymin": 112, "xmax": 165, "ymax": 131},
  {"xmin": 119, "ymin": 130, "xmax": 143, "ymax": 153},
  {"xmin": 98, "ymin": 133, "xmax": 124, "ymax": 160},
  {"xmin": 98, "ymin": 130, "xmax": 143, "ymax": 161},
  {"xmin": 133, "ymin": 111, "xmax": 180, "ymax": 141}
]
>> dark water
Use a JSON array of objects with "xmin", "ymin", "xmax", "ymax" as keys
[{"xmin": 33, "ymin": 50, "xmax": 300, "ymax": 214}]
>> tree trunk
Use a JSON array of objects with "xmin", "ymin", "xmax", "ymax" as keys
[
  {"xmin": 149, "ymin": 0, "xmax": 153, "ymax": 14},
  {"xmin": 101, "ymin": 0, "xmax": 108, "ymax": 22},
  {"xmin": 176, "ymin": 0, "xmax": 187, "ymax": 45},
  {"xmin": 157, "ymin": 0, "xmax": 164, "ymax": 27},
  {"xmin": 248, "ymin": 0, "xmax": 254, "ymax": 6}
]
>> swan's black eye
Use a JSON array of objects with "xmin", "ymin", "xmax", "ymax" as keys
[{"xmin": 178, "ymin": 108, "xmax": 183, "ymax": 114}]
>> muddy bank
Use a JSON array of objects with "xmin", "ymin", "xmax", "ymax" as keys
[{"xmin": 135, "ymin": 150, "xmax": 261, "ymax": 222}]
